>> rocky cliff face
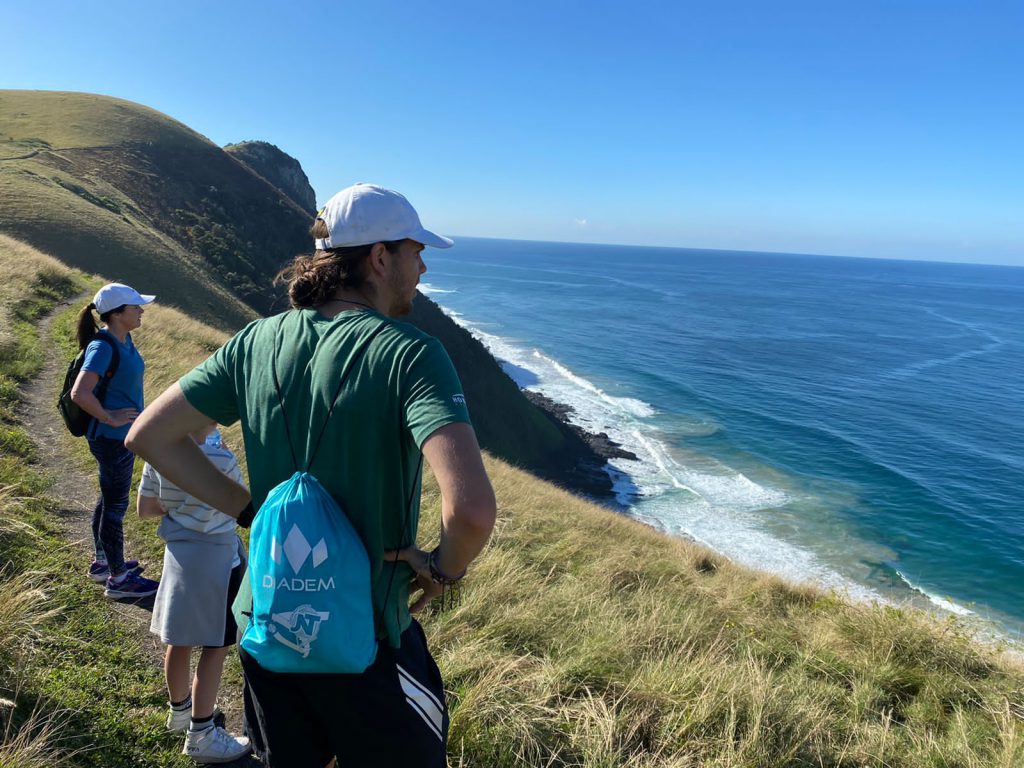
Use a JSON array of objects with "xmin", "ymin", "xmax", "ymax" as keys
[
  {"xmin": 407, "ymin": 294, "xmax": 614, "ymax": 499},
  {"xmin": 224, "ymin": 140, "xmax": 318, "ymax": 215}
]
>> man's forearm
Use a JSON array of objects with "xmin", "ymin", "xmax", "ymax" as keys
[
  {"xmin": 132, "ymin": 435, "xmax": 250, "ymax": 517},
  {"xmin": 435, "ymin": 494, "xmax": 496, "ymax": 578},
  {"xmin": 422, "ymin": 422, "xmax": 497, "ymax": 578}
]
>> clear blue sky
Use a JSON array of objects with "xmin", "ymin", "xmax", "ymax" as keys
[{"xmin": 3, "ymin": 1, "xmax": 1022, "ymax": 265}]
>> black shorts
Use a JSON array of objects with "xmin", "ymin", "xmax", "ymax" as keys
[
  {"xmin": 240, "ymin": 620, "xmax": 447, "ymax": 768},
  {"xmin": 205, "ymin": 563, "xmax": 244, "ymax": 649}
]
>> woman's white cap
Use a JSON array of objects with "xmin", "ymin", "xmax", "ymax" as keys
[
  {"xmin": 93, "ymin": 283, "xmax": 156, "ymax": 314},
  {"xmin": 314, "ymin": 183, "xmax": 454, "ymax": 250}
]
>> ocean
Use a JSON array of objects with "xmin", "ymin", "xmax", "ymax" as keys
[{"xmin": 419, "ymin": 237, "xmax": 1024, "ymax": 641}]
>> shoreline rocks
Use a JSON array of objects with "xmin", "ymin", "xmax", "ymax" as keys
[{"xmin": 522, "ymin": 391, "xmax": 639, "ymax": 463}]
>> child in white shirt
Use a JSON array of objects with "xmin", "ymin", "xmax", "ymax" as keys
[{"xmin": 138, "ymin": 424, "xmax": 250, "ymax": 764}]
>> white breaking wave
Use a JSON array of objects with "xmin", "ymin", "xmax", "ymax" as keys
[
  {"xmin": 649, "ymin": 493, "xmax": 885, "ymax": 603},
  {"xmin": 444, "ymin": 302, "xmax": 790, "ymax": 520},
  {"xmin": 535, "ymin": 351, "xmax": 657, "ymax": 418},
  {"xmin": 896, "ymin": 570, "xmax": 975, "ymax": 617},
  {"xmin": 419, "ymin": 283, "xmax": 457, "ymax": 295}
]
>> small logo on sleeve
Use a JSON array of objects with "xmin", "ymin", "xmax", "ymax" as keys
[{"xmin": 452, "ymin": 394, "xmax": 466, "ymax": 406}]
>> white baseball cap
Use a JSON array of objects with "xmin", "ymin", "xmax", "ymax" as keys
[
  {"xmin": 93, "ymin": 283, "xmax": 156, "ymax": 315},
  {"xmin": 314, "ymin": 183, "xmax": 454, "ymax": 250}
]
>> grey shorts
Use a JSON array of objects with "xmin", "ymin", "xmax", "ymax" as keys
[{"xmin": 151, "ymin": 536, "xmax": 245, "ymax": 647}]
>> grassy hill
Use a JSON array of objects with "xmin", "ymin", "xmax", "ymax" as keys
[
  {"xmin": 0, "ymin": 90, "xmax": 304, "ymax": 329},
  {"xmin": 1, "ymin": 233, "xmax": 1022, "ymax": 766},
  {"xmin": 0, "ymin": 90, "xmax": 610, "ymax": 491}
]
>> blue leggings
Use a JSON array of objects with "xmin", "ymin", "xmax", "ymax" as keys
[{"xmin": 87, "ymin": 436, "xmax": 136, "ymax": 575}]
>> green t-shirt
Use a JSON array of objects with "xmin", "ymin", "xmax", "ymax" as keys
[{"xmin": 179, "ymin": 308, "xmax": 471, "ymax": 647}]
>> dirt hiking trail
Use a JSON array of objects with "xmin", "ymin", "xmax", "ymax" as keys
[{"xmin": 20, "ymin": 295, "xmax": 257, "ymax": 766}]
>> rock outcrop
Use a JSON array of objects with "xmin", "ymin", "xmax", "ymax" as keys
[{"xmin": 225, "ymin": 140, "xmax": 318, "ymax": 215}]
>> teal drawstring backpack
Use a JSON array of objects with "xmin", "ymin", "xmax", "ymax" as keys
[{"xmin": 240, "ymin": 319, "xmax": 410, "ymax": 674}]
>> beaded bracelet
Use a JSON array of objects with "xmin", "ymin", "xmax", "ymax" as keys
[{"xmin": 428, "ymin": 548, "xmax": 466, "ymax": 585}]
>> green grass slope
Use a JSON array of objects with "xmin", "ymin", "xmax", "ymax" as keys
[
  {"xmin": 2, "ymin": 234, "xmax": 1022, "ymax": 767},
  {"xmin": 0, "ymin": 90, "xmax": 308, "ymax": 328}
]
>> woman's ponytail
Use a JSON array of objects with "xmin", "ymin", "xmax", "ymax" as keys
[{"xmin": 76, "ymin": 302, "xmax": 99, "ymax": 350}]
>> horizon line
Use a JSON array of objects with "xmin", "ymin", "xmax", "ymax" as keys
[{"xmin": 442, "ymin": 233, "xmax": 1024, "ymax": 271}]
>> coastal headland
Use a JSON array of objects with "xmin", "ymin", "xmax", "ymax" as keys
[{"xmin": 0, "ymin": 90, "xmax": 1021, "ymax": 766}]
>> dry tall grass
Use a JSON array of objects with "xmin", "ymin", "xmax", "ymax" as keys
[
  {"xmin": 1, "ymin": 488, "xmax": 71, "ymax": 768},
  {"xmin": 0, "ymin": 701, "xmax": 75, "ymax": 768},
  {"xmin": 414, "ymin": 454, "xmax": 1024, "ymax": 767}
]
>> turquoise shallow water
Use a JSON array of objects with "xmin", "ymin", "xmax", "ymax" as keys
[{"xmin": 421, "ymin": 238, "xmax": 1024, "ymax": 638}]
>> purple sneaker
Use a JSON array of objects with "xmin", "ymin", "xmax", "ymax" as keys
[
  {"xmin": 89, "ymin": 560, "xmax": 142, "ymax": 583},
  {"xmin": 104, "ymin": 571, "xmax": 159, "ymax": 599}
]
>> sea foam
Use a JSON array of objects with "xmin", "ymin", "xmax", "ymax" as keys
[
  {"xmin": 896, "ymin": 570, "xmax": 975, "ymax": 617},
  {"xmin": 418, "ymin": 282, "xmax": 457, "ymax": 295}
]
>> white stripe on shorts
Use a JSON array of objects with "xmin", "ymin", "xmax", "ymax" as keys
[
  {"xmin": 397, "ymin": 664, "xmax": 443, "ymax": 712},
  {"xmin": 404, "ymin": 696, "xmax": 442, "ymax": 742},
  {"xmin": 397, "ymin": 664, "xmax": 443, "ymax": 740}
]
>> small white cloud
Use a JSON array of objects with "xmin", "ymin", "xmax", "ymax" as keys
[{"xmin": 574, "ymin": 218, "xmax": 589, "ymax": 228}]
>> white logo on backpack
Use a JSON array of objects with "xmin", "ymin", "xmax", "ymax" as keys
[
  {"xmin": 274, "ymin": 524, "xmax": 328, "ymax": 571},
  {"xmin": 268, "ymin": 604, "xmax": 330, "ymax": 657},
  {"xmin": 263, "ymin": 524, "xmax": 335, "ymax": 593},
  {"xmin": 263, "ymin": 524, "xmax": 335, "ymax": 655}
]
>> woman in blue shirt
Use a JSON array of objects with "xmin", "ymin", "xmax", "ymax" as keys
[{"xmin": 70, "ymin": 283, "xmax": 161, "ymax": 599}]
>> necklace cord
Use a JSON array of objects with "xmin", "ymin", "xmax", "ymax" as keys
[{"xmin": 321, "ymin": 296, "xmax": 377, "ymax": 313}]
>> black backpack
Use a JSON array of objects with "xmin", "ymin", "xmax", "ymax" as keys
[{"xmin": 57, "ymin": 332, "xmax": 120, "ymax": 437}]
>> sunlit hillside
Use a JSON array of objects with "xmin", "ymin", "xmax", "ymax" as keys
[{"xmin": 0, "ymin": 90, "xmax": 302, "ymax": 329}]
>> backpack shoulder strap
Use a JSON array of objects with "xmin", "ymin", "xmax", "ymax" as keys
[
  {"xmin": 305, "ymin": 320, "xmax": 391, "ymax": 472},
  {"xmin": 270, "ymin": 315, "xmax": 391, "ymax": 474},
  {"xmin": 85, "ymin": 332, "xmax": 122, "ymax": 439},
  {"xmin": 92, "ymin": 330, "xmax": 121, "ymax": 379},
  {"xmin": 93, "ymin": 332, "xmax": 121, "ymax": 396}
]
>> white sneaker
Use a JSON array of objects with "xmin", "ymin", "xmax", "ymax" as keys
[
  {"xmin": 183, "ymin": 724, "xmax": 250, "ymax": 764},
  {"xmin": 167, "ymin": 704, "xmax": 222, "ymax": 732}
]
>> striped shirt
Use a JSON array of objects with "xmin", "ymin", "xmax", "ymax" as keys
[{"xmin": 139, "ymin": 441, "xmax": 245, "ymax": 536}]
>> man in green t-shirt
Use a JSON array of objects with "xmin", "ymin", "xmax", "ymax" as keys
[{"xmin": 128, "ymin": 183, "xmax": 497, "ymax": 768}]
